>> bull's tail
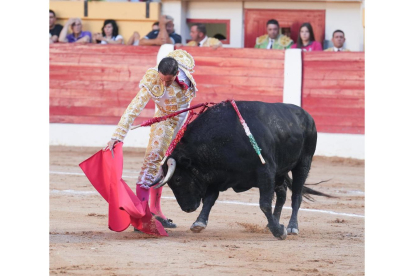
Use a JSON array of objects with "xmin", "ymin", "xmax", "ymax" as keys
[{"xmin": 284, "ymin": 175, "xmax": 335, "ymax": 202}]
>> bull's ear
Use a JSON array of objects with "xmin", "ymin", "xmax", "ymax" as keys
[{"xmin": 179, "ymin": 156, "xmax": 192, "ymax": 169}]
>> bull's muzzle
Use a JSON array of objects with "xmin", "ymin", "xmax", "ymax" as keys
[{"xmin": 149, "ymin": 158, "xmax": 176, "ymax": 189}]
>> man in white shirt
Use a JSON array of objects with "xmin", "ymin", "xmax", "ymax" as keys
[{"xmin": 324, "ymin": 30, "xmax": 350, "ymax": 52}]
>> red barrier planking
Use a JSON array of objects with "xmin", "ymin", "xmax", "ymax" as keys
[
  {"xmin": 50, "ymin": 115, "xmax": 153, "ymax": 126},
  {"xmin": 302, "ymin": 51, "xmax": 365, "ymax": 135},
  {"xmin": 302, "ymin": 51, "xmax": 364, "ymax": 62},
  {"xmin": 195, "ymin": 84, "xmax": 283, "ymax": 97},
  {"xmin": 195, "ymin": 66, "xmax": 284, "ymax": 77},
  {"xmin": 194, "ymin": 75, "xmax": 284, "ymax": 88},
  {"xmin": 194, "ymin": 56, "xmax": 284, "ymax": 69},
  {"xmin": 302, "ymin": 88, "xmax": 365, "ymax": 99},
  {"xmin": 49, "ymin": 54, "xmax": 156, "ymax": 66},
  {"xmin": 49, "ymin": 44, "xmax": 286, "ymax": 126},
  {"xmin": 302, "ymin": 60, "xmax": 364, "ymax": 71},
  {"xmin": 49, "ymin": 44, "xmax": 364, "ymax": 135},
  {"xmin": 303, "ymin": 68, "xmax": 365, "ymax": 80},
  {"xmin": 49, "ymin": 43, "xmax": 160, "ymax": 55},
  {"xmin": 49, "ymin": 79, "xmax": 140, "ymax": 91},
  {"xmin": 179, "ymin": 46, "xmax": 285, "ymax": 60}
]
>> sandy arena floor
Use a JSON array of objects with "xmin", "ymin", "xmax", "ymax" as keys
[{"xmin": 50, "ymin": 146, "xmax": 364, "ymax": 275}]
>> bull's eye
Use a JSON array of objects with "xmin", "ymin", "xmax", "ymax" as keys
[{"xmin": 175, "ymin": 176, "xmax": 181, "ymax": 183}]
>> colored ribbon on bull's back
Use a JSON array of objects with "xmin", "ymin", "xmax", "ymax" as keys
[
  {"xmin": 230, "ymin": 100, "xmax": 266, "ymax": 164},
  {"xmin": 79, "ymin": 142, "xmax": 168, "ymax": 236}
]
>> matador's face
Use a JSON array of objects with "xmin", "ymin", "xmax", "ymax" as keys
[{"xmin": 159, "ymin": 72, "xmax": 178, "ymax": 88}]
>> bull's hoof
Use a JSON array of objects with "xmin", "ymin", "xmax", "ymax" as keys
[
  {"xmin": 190, "ymin": 221, "xmax": 207, "ymax": 233},
  {"xmin": 277, "ymin": 227, "xmax": 287, "ymax": 240},
  {"xmin": 269, "ymin": 224, "xmax": 287, "ymax": 240},
  {"xmin": 287, "ymin": 227, "xmax": 299, "ymax": 235}
]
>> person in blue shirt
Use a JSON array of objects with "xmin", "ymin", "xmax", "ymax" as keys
[
  {"xmin": 58, "ymin": 18, "xmax": 91, "ymax": 43},
  {"xmin": 49, "ymin": 10, "xmax": 63, "ymax": 43},
  {"xmin": 139, "ymin": 15, "xmax": 182, "ymax": 46}
]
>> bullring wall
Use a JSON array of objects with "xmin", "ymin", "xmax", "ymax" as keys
[{"xmin": 49, "ymin": 44, "xmax": 364, "ymax": 159}]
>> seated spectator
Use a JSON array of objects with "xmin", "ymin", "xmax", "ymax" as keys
[
  {"xmin": 325, "ymin": 30, "xmax": 350, "ymax": 52},
  {"xmin": 127, "ymin": 31, "xmax": 141, "ymax": 46},
  {"xmin": 292, "ymin": 23, "xmax": 322, "ymax": 51},
  {"xmin": 152, "ymin": 22, "xmax": 159, "ymax": 31},
  {"xmin": 187, "ymin": 23, "xmax": 222, "ymax": 48},
  {"xmin": 92, "ymin": 19, "xmax": 124, "ymax": 44},
  {"xmin": 139, "ymin": 15, "xmax": 182, "ymax": 46},
  {"xmin": 49, "ymin": 10, "xmax": 63, "ymax": 43},
  {"xmin": 59, "ymin": 18, "xmax": 91, "ymax": 43},
  {"xmin": 126, "ymin": 22, "xmax": 158, "ymax": 46},
  {"xmin": 254, "ymin": 19, "xmax": 293, "ymax": 50}
]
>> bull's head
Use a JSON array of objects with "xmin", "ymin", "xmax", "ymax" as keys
[{"xmin": 149, "ymin": 156, "xmax": 203, "ymax": 213}]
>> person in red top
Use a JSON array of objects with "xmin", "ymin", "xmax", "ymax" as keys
[{"xmin": 291, "ymin": 22, "xmax": 323, "ymax": 51}]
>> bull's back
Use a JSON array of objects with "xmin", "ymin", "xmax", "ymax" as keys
[
  {"xmin": 238, "ymin": 102, "xmax": 316, "ymax": 171},
  {"xmin": 183, "ymin": 101, "xmax": 316, "ymax": 175}
]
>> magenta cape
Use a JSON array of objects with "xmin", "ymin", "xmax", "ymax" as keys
[{"xmin": 79, "ymin": 143, "xmax": 168, "ymax": 236}]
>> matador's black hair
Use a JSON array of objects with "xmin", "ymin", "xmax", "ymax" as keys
[{"xmin": 158, "ymin": 57, "xmax": 179, "ymax": 76}]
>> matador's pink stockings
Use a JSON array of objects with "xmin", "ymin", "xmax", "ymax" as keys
[
  {"xmin": 149, "ymin": 186, "xmax": 166, "ymax": 219},
  {"xmin": 136, "ymin": 185, "xmax": 150, "ymax": 202}
]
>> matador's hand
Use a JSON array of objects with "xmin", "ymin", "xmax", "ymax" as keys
[{"xmin": 107, "ymin": 139, "xmax": 119, "ymax": 151}]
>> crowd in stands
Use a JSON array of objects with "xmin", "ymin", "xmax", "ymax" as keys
[
  {"xmin": 254, "ymin": 19, "xmax": 349, "ymax": 51},
  {"xmin": 49, "ymin": 9, "xmax": 350, "ymax": 51}
]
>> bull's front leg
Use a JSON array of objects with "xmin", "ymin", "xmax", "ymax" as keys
[{"xmin": 190, "ymin": 188, "xmax": 219, "ymax": 233}]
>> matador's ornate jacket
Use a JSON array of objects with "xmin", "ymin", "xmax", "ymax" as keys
[{"xmin": 111, "ymin": 50, "xmax": 197, "ymax": 188}]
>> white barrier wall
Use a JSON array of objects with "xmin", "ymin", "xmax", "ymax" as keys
[
  {"xmin": 283, "ymin": 49, "xmax": 302, "ymax": 106},
  {"xmin": 50, "ymin": 123, "xmax": 364, "ymax": 159},
  {"xmin": 315, "ymin": 133, "xmax": 364, "ymax": 159},
  {"xmin": 50, "ymin": 123, "xmax": 151, "ymax": 149}
]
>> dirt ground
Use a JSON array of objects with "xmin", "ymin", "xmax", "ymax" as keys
[{"xmin": 50, "ymin": 146, "xmax": 365, "ymax": 275}]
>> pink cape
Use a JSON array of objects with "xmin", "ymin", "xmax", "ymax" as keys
[{"xmin": 79, "ymin": 143, "xmax": 168, "ymax": 236}]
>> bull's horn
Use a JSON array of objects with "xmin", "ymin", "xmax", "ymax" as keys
[
  {"xmin": 149, "ymin": 175, "xmax": 164, "ymax": 187},
  {"xmin": 154, "ymin": 158, "xmax": 176, "ymax": 189}
]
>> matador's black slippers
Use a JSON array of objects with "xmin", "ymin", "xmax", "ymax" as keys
[
  {"xmin": 133, "ymin": 215, "xmax": 177, "ymax": 232},
  {"xmin": 154, "ymin": 216, "xmax": 177, "ymax": 228}
]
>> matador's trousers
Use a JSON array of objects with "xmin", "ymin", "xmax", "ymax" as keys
[{"xmin": 136, "ymin": 109, "xmax": 186, "ymax": 188}]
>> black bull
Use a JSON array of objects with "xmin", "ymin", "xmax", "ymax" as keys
[{"xmin": 154, "ymin": 101, "xmax": 329, "ymax": 239}]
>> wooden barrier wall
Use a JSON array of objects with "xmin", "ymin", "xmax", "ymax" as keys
[
  {"xmin": 50, "ymin": 44, "xmax": 159, "ymax": 125},
  {"xmin": 301, "ymin": 52, "xmax": 365, "ymax": 134},
  {"xmin": 180, "ymin": 46, "xmax": 285, "ymax": 105},
  {"xmin": 50, "ymin": 44, "xmax": 364, "ymax": 135},
  {"xmin": 49, "ymin": 44, "xmax": 284, "ymax": 126}
]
